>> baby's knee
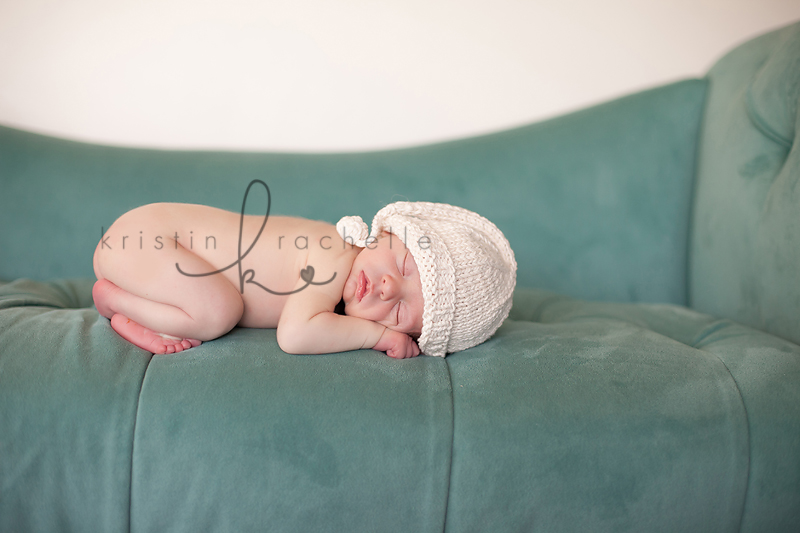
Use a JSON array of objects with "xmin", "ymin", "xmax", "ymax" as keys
[
  {"xmin": 217, "ymin": 295, "xmax": 245, "ymax": 335},
  {"xmin": 194, "ymin": 288, "xmax": 244, "ymax": 340}
]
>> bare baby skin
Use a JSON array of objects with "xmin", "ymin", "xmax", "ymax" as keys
[{"xmin": 93, "ymin": 202, "xmax": 424, "ymax": 358}]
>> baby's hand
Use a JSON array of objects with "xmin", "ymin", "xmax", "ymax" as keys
[{"xmin": 374, "ymin": 328, "xmax": 420, "ymax": 359}]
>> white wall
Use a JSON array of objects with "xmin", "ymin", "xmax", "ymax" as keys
[{"xmin": 1, "ymin": 0, "xmax": 798, "ymax": 152}]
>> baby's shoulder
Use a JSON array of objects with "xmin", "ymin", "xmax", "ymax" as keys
[
  {"xmin": 272, "ymin": 216, "xmax": 358, "ymax": 263},
  {"xmin": 279, "ymin": 216, "xmax": 335, "ymax": 233}
]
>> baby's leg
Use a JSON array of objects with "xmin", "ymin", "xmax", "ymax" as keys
[
  {"xmin": 93, "ymin": 217, "xmax": 244, "ymax": 354},
  {"xmin": 93, "ymin": 279, "xmax": 203, "ymax": 354}
]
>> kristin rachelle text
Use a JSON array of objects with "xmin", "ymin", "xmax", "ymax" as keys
[{"xmin": 98, "ymin": 180, "xmax": 431, "ymax": 295}]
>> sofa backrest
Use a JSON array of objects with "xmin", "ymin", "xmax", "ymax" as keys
[
  {"xmin": 0, "ymin": 78, "xmax": 706, "ymax": 306},
  {"xmin": 689, "ymin": 21, "xmax": 800, "ymax": 345}
]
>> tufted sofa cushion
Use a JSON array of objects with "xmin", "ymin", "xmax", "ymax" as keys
[
  {"xmin": 0, "ymin": 279, "xmax": 453, "ymax": 533},
  {"xmin": 447, "ymin": 287, "xmax": 800, "ymax": 532},
  {"xmin": 2, "ymin": 279, "xmax": 798, "ymax": 532}
]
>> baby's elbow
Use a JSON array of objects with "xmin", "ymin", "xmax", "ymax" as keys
[
  {"xmin": 277, "ymin": 336, "xmax": 304, "ymax": 355},
  {"xmin": 276, "ymin": 323, "xmax": 307, "ymax": 354}
]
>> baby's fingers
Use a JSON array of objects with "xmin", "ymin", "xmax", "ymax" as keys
[
  {"xmin": 385, "ymin": 345, "xmax": 403, "ymax": 359},
  {"xmin": 384, "ymin": 335, "xmax": 420, "ymax": 359},
  {"xmin": 385, "ymin": 346, "xmax": 408, "ymax": 359},
  {"xmin": 404, "ymin": 339, "xmax": 420, "ymax": 358},
  {"xmin": 390, "ymin": 348, "xmax": 408, "ymax": 359}
]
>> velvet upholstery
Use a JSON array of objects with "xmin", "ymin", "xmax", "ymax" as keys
[
  {"xmin": 1, "ymin": 21, "xmax": 799, "ymax": 533},
  {"xmin": 690, "ymin": 22, "xmax": 800, "ymax": 345},
  {"xmin": 0, "ymin": 78, "xmax": 705, "ymax": 305},
  {"xmin": 0, "ymin": 279, "xmax": 453, "ymax": 533}
]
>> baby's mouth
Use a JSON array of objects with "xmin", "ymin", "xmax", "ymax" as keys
[{"xmin": 356, "ymin": 271, "xmax": 370, "ymax": 302}]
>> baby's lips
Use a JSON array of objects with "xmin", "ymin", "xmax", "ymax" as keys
[{"xmin": 356, "ymin": 270, "xmax": 366, "ymax": 302}]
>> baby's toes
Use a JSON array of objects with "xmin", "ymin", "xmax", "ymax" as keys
[
  {"xmin": 149, "ymin": 341, "xmax": 168, "ymax": 355},
  {"xmin": 171, "ymin": 340, "xmax": 187, "ymax": 353}
]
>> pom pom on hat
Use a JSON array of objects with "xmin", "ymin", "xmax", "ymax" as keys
[
  {"xmin": 336, "ymin": 216, "xmax": 370, "ymax": 248},
  {"xmin": 337, "ymin": 202, "xmax": 516, "ymax": 357}
]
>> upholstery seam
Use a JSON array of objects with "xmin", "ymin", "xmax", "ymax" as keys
[
  {"xmin": 440, "ymin": 357, "xmax": 455, "ymax": 533},
  {"xmin": 744, "ymin": 89, "xmax": 793, "ymax": 148},
  {"xmin": 690, "ymin": 320, "xmax": 732, "ymax": 347},
  {"xmin": 128, "ymin": 353, "xmax": 152, "ymax": 533},
  {"xmin": 692, "ymin": 331, "xmax": 751, "ymax": 533}
]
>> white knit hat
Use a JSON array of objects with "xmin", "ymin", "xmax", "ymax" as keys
[{"xmin": 336, "ymin": 202, "xmax": 516, "ymax": 357}]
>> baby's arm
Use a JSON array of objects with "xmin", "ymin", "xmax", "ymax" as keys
[
  {"xmin": 276, "ymin": 254, "xmax": 418, "ymax": 358},
  {"xmin": 278, "ymin": 310, "xmax": 418, "ymax": 358}
]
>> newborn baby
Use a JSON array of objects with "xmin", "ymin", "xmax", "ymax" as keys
[{"xmin": 93, "ymin": 198, "xmax": 516, "ymax": 358}]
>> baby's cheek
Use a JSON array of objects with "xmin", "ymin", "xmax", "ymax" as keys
[{"xmin": 343, "ymin": 304, "xmax": 371, "ymax": 322}]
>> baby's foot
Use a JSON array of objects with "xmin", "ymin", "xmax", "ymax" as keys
[{"xmin": 110, "ymin": 313, "xmax": 201, "ymax": 354}]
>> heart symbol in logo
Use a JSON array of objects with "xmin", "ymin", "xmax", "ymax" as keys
[{"xmin": 300, "ymin": 265, "xmax": 315, "ymax": 283}]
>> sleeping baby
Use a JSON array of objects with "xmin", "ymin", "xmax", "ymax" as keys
[{"xmin": 92, "ymin": 190, "xmax": 516, "ymax": 358}]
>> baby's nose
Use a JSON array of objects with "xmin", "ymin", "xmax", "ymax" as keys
[{"xmin": 380, "ymin": 274, "xmax": 398, "ymax": 300}]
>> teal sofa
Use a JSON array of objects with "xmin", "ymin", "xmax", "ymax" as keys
[{"xmin": 2, "ymin": 22, "xmax": 799, "ymax": 533}]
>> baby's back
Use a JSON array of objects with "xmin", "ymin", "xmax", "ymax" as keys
[{"xmin": 104, "ymin": 203, "xmax": 353, "ymax": 328}]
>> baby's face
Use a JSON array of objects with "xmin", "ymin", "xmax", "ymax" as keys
[{"xmin": 343, "ymin": 232, "xmax": 424, "ymax": 337}]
